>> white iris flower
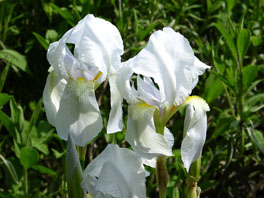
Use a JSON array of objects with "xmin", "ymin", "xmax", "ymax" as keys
[
  {"xmin": 82, "ymin": 144, "xmax": 146, "ymax": 198},
  {"xmin": 117, "ymin": 27, "xmax": 210, "ymax": 170},
  {"xmin": 43, "ymin": 14, "xmax": 124, "ymax": 146}
]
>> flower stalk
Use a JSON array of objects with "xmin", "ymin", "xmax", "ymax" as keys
[
  {"xmin": 156, "ymin": 156, "xmax": 169, "ymax": 198},
  {"xmin": 186, "ymin": 158, "xmax": 201, "ymax": 198},
  {"xmin": 154, "ymin": 123, "xmax": 169, "ymax": 198}
]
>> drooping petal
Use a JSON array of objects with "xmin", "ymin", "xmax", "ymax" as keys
[
  {"xmin": 181, "ymin": 96, "xmax": 210, "ymax": 172},
  {"xmin": 107, "ymin": 75, "xmax": 123, "ymax": 133},
  {"xmin": 139, "ymin": 127, "xmax": 174, "ymax": 168},
  {"xmin": 82, "ymin": 144, "xmax": 146, "ymax": 198},
  {"xmin": 43, "ymin": 71, "xmax": 66, "ymax": 126},
  {"xmin": 126, "ymin": 103, "xmax": 173, "ymax": 160},
  {"xmin": 129, "ymin": 27, "xmax": 210, "ymax": 107},
  {"xmin": 55, "ymin": 80, "xmax": 103, "ymax": 146}
]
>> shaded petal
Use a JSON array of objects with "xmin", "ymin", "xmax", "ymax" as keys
[
  {"xmin": 55, "ymin": 80, "xmax": 103, "ymax": 146},
  {"xmin": 82, "ymin": 144, "xmax": 146, "ymax": 198},
  {"xmin": 181, "ymin": 97, "xmax": 209, "ymax": 172},
  {"xmin": 43, "ymin": 71, "xmax": 66, "ymax": 126},
  {"xmin": 107, "ymin": 75, "xmax": 123, "ymax": 133},
  {"xmin": 126, "ymin": 103, "xmax": 173, "ymax": 160},
  {"xmin": 137, "ymin": 75, "xmax": 162, "ymax": 107}
]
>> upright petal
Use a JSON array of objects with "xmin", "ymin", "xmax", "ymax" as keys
[
  {"xmin": 55, "ymin": 80, "xmax": 103, "ymax": 146},
  {"xmin": 82, "ymin": 144, "xmax": 146, "ymax": 198},
  {"xmin": 107, "ymin": 75, "xmax": 123, "ymax": 133},
  {"xmin": 47, "ymin": 30, "xmax": 79, "ymax": 80},
  {"xmin": 68, "ymin": 14, "xmax": 124, "ymax": 76},
  {"xmin": 126, "ymin": 103, "xmax": 173, "ymax": 160},
  {"xmin": 129, "ymin": 27, "xmax": 210, "ymax": 107},
  {"xmin": 181, "ymin": 96, "xmax": 210, "ymax": 172},
  {"xmin": 43, "ymin": 71, "xmax": 66, "ymax": 126},
  {"xmin": 116, "ymin": 62, "xmax": 138, "ymax": 104}
]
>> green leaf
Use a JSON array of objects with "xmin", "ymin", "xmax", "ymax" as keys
[
  {"xmin": 0, "ymin": 63, "xmax": 10, "ymax": 92},
  {"xmin": 208, "ymin": 0, "xmax": 224, "ymax": 13},
  {"xmin": 139, "ymin": 22, "xmax": 157, "ymax": 40},
  {"xmin": 252, "ymin": 36, "xmax": 262, "ymax": 47},
  {"xmin": 32, "ymin": 165, "xmax": 56, "ymax": 176},
  {"xmin": 45, "ymin": 29, "xmax": 58, "ymax": 42},
  {"xmin": 32, "ymin": 32, "xmax": 49, "ymax": 50},
  {"xmin": 206, "ymin": 78, "xmax": 225, "ymax": 103},
  {"xmin": 237, "ymin": 29, "xmax": 251, "ymax": 59},
  {"xmin": 226, "ymin": 0, "xmax": 236, "ymax": 12},
  {"xmin": 50, "ymin": 3, "xmax": 75, "ymax": 26},
  {"xmin": 52, "ymin": 148, "xmax": 65, "ymax": 159},
  {"xmin": 214, "ymin": 23, "xmax": 238, "ymax": 59},
  {"xmin": 242, "ymin": 65, "xmax": 259, "ymax": 87},
  {"xmin": 246, "ymin": 93, "xmax": 264, "ymax": 108},
  {"xmin": 245, "ymin": 79, "xmax": 264, "ymax": 96},
  {"xmin": 66, "ymin": 135, "xmax": 83, "ymax": 198},
  {"xmin": 0, "ymin": 93, "xmax": 11, "ymax": 107},
  {"xmin": 247, "ymin": 128, "xmax": 264, "ymax": 153},
  {"xmin": 0, "ymin": 154, "xmax": 19, "ymax": 184},
  {"xmin": 19, "ymin": 147, "xmax": 39, "ymax": 169},
  {"xmin": 214, "ymin": 57, "xmax": 226, "ymax": 74},
  {"xmin": 10, "ymin": 97, "xmax": 24, "ymax": 133},
  {"xmin": 0, "ymin": 110, "xmax": 15, "ymax": 137},
  {"xmin": 211, "ymin": 71, "xmax": 235, "ymax": 92},
  {"xmin": 0, "ymin": 49, "xmax": 31, "ymax": 75}
]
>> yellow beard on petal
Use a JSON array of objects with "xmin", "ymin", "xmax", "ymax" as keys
[{"xmin": 184, "ymin": 96, "xmax": 210, "ymax": 111}]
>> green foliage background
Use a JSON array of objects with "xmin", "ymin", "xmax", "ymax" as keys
[{"xmin": 0, "ymin": 0, "xmax": 263, "ymax": 197}]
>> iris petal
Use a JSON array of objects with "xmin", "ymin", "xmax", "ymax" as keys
[
  {"xmin": 43, "ymin": 71, "xmax": 66, "ymax": 126},
  {"xmin": 181, "ymin": 97, "xmax": 209, "ymax": 172},
  {"xmin": 82, "ymin": 144, "xmax": 146, "ymax": 198},
  {"xmin": 107, "ymin": 75, "xmax": 123, "ymax": 133},
  {"xmin": 55, "ymin": 80, "xmax": 103, "ymax": 146},
  {"xmin": 126, "ymin": 103, "xmax": 173, "ymax": 159}
]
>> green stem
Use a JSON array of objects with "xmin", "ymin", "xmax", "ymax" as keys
[
  {"xmin": 154, "ymin": 123, "xmax": 168, "ymax": 198},
  {"xmin": 237, "ymin": 55, "xmax": 245, "ymax": 158},
  {"xmin": 156, "ymin": 156, "xmax": 169, "ymax": 198},
  {"xmin": 78, "ymin": 146, "xmax": 87, "ymax": 170},
  {"xmin": 24, "ymin": 168, "xmax": 28, "ymax": 198},
  {"xmin": 186, "ymin": 159, "xmax": 201, "ymax": 198}
]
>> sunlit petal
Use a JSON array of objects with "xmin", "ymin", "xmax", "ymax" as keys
[
  {"xmin": 82, "ymin": 144, "xmax": 146, "ymax": 198},
  {"xmin": 129, "ymin": 27, "xmax": 210, "ymax": 107},
  {"xmin": 68, "ymin": 14, "xmax": 124, "ymax": 76}
]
